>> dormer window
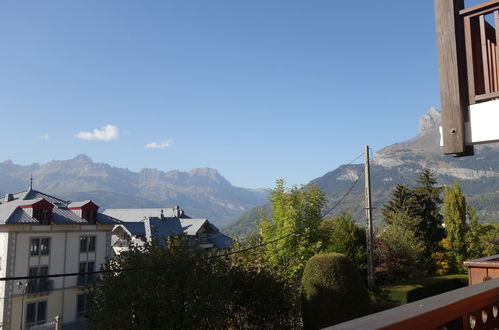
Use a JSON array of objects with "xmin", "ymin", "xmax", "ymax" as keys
[
  {"xmin": 83, "ymin": 209, "xmax": 97, "ymax": 224},
  {"xmin": 20, "ymin": 199, "xmax": 54, "ymax": 225},
  {"xmin": 33, "ymin": 209, "xmax": 52, "ymax": 224},
  {"xmin": 69, "ymin": 201, "xmax": 99, "ymax": 224}
]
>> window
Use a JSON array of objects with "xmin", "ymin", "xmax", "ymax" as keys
[
  {"xmin": 78, "ymin": 261, "xmax": 95, "ymax": 286},
  {"xmin": 77, "ymin": 293, "xmax": 91, "ymax": 318},
  {"xmin": 33, "ymin": 208, "xmax": 51, "ymax": 224},
  {"xmin": 26, "ymin": 301, "xmax": 47, "ymax": 326},
  {"xmin": 30, "ymin": 238, "xmax": 39, "ymax": 256},
  {"xmin": 80, "ymin": 236, "xmax": 96, "ymax": 252},
  {"xmin": 30, "ymin": 238, "xmax": 50, "ymax": 256},
  {"xmin": 88, "ymin": 236, "xmax": 96, "ymax": 252},
  {"xmin": 40, "ymin": 238, "xmax": 50, "ymax": 255},
  {"xmin": 28, "ymin": 266, "xmax": 51, "ymax": 293},
  {"xmin": 79, "ymin": 236, "xmax": 87, "ymax": 252},
  {"xmin": 83, "ymin": 210, "xmax": 97, "ymax": 224}
]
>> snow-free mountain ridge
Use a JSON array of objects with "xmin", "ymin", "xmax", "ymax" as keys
[
  {"xmin": 226, "ymin": 107, "xmax": 499, "ymax": 237},
  {"xmin": 0, "ymin": 156, "xmax": 268, "ymax": 227}
]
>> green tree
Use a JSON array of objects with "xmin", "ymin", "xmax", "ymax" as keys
[
  {"xmin": 413, "ymin": 169, "xmax": 445, "ymax": 256},
  {"xmin": 375, "ymin": 225, "xmax": 427, "ymax": 283},
  {"xmin": 87, "ymin": 236, "xmax": 299, "ymax": 329},
  {"xmin": 379, "ymin": 170, "xmax": 445, "ymax": 278},
  {"xmin": 259, "ymin": 179, "xmax": 326, "ymax": 280},
  {"xmin": 382, "ymin": 184, "xmax": 422, "ymax": 231},
  {"xmin": 319, "ymin": 212, "xmax": 366, "ymax": 275},
  {"xmin": 382, "ymin": 184, "xmax": 420, "ymax": 228},
  {"xmin": 443, "ymin": 181, "xmax": 468, "ymax": 268},
  {"xmin": 481, "ymin": 223, "xmax": 499, "ymax": 256},
  {"xmin": 466, "ymin": 206, "xmax": 484, "ymax": 259}
]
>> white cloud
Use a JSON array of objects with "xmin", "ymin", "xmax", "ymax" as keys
[
  {"xmin": 75, "ymin": 125, "xmax": 120, "ymax": 141},
  {"xmin": 38, "ymin": 134, "xmax": 49, "ymax": 140},
  {"xmin": 145, "ymin": 139, "xmax": 173, "ymax": 149}
]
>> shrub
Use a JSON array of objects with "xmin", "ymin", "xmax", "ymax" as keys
[
  {"xmin": 301, "ymin": 253, "xmax": 370, "ymax": 329},
  {"xmin": 374, "ymin": 226, "xmax": 428, "ymax": 284}
]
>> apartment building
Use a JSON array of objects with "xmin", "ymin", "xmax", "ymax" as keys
[{"xmin": 0, "ymin": 185, "xmax": 119, "ymax": 329}]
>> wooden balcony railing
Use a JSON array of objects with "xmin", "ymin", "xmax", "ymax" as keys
[
  {"xmin": 464, "ymin": 254, "xmax": 499, "ymax": 285},
  {"xmin": 324, "ymin": 278, "xmax": 499, "ymax": 330},
  {"xmin": 461, "ymin": 0, "xmax": 499, "ymax": 104}
]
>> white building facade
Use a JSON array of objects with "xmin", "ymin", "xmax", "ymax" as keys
[{"xmin": 0, "ymin": 187, "xmax": 118, "ymax": 329}]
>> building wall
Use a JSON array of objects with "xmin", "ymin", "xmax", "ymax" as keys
[
  {"xmin": 4, "ymin": 225, "xmax": 111, "ymax": 328},
  {"xmin": 0, "ymin": 232, "xmax": 9, "ymax": 327}
]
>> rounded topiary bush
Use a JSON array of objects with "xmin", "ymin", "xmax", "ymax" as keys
[{"xmin": 301, "ymin": 253, "xmax": 370, "ymax": 329}]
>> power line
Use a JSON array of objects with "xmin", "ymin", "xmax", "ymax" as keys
[
  {"xmin": 321, "ymin": 173, "xmax": 363, "ymax": 219},
  {"xmin": 0, "ymin": 232, "xmax": 297, "ymax": 282},
  {"xmin": 1, "ymin": 154, "xmax": 372, "ymax": 283},
  {"xmin": 346, "ymin": 153, "xmax": 364, "ymax": 165}
]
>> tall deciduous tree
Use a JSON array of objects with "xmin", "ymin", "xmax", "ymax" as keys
[
  {"xmin": 466, "ymin": 206, "xmax": 484, "ymax": 259},
  {"xmin": 443, "ymin": 181, "xmax": 468, "ymax": 266},
  {"xmin": 259, "ymin": 179, "xmax": 326, "ymax": 280}
]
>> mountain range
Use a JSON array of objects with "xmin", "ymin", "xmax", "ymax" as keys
[
  {"xmin": 226, "ymin": 107, "xmax": 499, "ymax": 237},
  {"xmin": 0, "ymin": 155, "xmax": 268, "ymax": 228},
  {"xmin": 3, "ymin": 107, "xmax": 499, "ymax": 235}
]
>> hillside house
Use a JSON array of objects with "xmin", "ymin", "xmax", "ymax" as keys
[
  {"xmin": 103, "ymin": 206, "xmax": 233, "ymax": 254},
  {"xmin": 0, "ymin": 186, "xmax": 119, "ymax": 329}
]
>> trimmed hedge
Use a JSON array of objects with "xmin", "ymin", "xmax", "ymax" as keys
[
  {"xmin": 381, "ymin": 274, "xmax": 468, "ymax": 304},
  {"xmin": 301, "ymin": 253, "xmax": 370, "ymax": 330}
]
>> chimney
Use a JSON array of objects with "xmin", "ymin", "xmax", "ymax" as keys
[
  {"xmin": 174, "ymin": 205, "xmax": 181, "ymax": 217},
  {"xmin": 4, "ymin": 193, "xmax": 13, "ymax": 203}
]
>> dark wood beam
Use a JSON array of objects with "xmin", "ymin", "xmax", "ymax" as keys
[{"xmin": 435, "ymin": 0, "xmax": 474, "ymax": 156}]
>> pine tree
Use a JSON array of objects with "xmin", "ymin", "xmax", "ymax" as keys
[
  {"xmin": 413, "ymin": 169, "xmax": 445, "ymax": 256},
  {"xmin": 381, "ymin": 184, "xmax": 421, "ymax": 229}
]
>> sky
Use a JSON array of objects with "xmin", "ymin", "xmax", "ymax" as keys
[{"xmin": 0, "ymin": 1, "xmax": 485, "ymax": 189}]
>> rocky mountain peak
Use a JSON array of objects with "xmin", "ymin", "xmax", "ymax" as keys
[
  {"xmin": 66, "ymin": 154, "xmax": 94, "ymax": 165},
  {"xmin": 419, "ymin": 107, "xmax": 441, "ymax": 134},
  {"xmin": 189, "ymin": 168, "xmax": 220, "ymax": 178}
]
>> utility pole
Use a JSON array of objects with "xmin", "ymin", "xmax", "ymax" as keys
[{"xmin": 364, "ymin": 145, "xmax": 375, "ymax": 290}]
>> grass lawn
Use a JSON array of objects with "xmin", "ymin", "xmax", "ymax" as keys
[{"xmin": 370, "ymin": 274, "xmax": 468, "ymax": 311}]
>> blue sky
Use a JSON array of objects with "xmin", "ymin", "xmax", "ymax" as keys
[{"xmin": 0, "ymin": 1, "xmax": 483, "ymax": 188}]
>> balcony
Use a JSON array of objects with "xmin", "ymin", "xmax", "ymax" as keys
[
  {"xmin": 26, "ymin": 279, "xmax": 53, "ymax": 295},
  {"xmin": 324, "ymin": 255, "xmax": 499, "ymax": 329},
  {"xmin": 325, "ymin": 277, "xmax": 499, "ymax": 329},
  {"xmin": 464, "ymin": 254, "xmax": 499, "ymax": 285},
  {"xmin": 436, "ymin": 0, "xmax": 499, "ymax": 154},
  {"xmin": 77, "ymin": 274, "xmax": 96, "ymax": 287},
  {"xmin": 461, "ymin": 0, "xmax": 499, "ymax": 104}
]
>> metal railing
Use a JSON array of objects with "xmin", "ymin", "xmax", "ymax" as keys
[
  {"xmin": 26, "ymin": 279, "xmax": 54, "ymax": 294},
  {"xmin": 461, "ymin": 0, "xmax": 499, "ymax": 104},
  {"xmin": 77, "ymin": 274, "xmax": 95, "ymax": 287},
  {"xmin": 324, "ymin": 278, "xmax": 499, "ymax": 329}
]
